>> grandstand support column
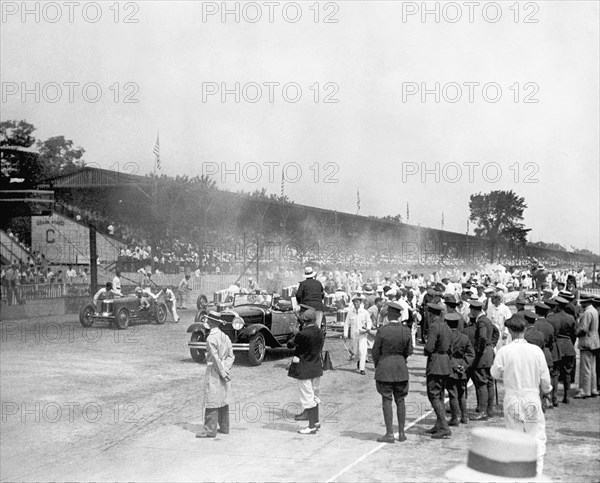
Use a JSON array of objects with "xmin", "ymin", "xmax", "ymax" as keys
[
  {"xmin": 89, "ymin": 225, "xmax": 98, "ymax": 295},
  {"xmin": 256, "ymin": 234, "xmax": 259, "ymax": 283}
]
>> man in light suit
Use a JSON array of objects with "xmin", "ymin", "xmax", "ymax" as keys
[{"xmin": 344, "ymin": 294, "xmax": 372, "ymax": 375}]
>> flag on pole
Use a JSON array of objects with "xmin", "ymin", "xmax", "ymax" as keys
[
  {"xmin": 466, "ymin": 217, "xmax": 470, "ymax": 234},
  {"xmin": 281, "ymin": 171, "xmax": 285, "ymax": 197},
  {"xmin": 153, "ymin": 132, "xmax": 160, "ymax": 170},
  {"xmin": 441, "ymin": 212, "xmax": 445, "ymax": 228},
  {"xmin": 356, "ymin": 190, "xmax": 361, "ymax": 213},
  {"xmin": 406, "ymin": 202, "xmax": 410, "ymax": 221}
]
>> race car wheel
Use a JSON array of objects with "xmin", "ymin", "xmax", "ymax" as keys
[
  {"xmin": 155, "ymin": 303, "xmax": 168, "ymax": 324},
  {"xmin": 195, "ymin": 309, "xmax": 208, "ymax": 323},
  {"xmin": 116, "ymin": 308, "xmax": 130, "ymax": 329},
  {"xmin": 196, "ymin": 294, "xmax": 209, "ymax": 311},
  {"xmin": 79, "ymin": 304, "xmax": 95, "ymax": 328},
  {"xmin": 190, "ymin": 332, "xmax": 206, "ymax": 363},
  {"xmin": 248, "ymin": 333, "xmax": 266, "ymax": 366}
]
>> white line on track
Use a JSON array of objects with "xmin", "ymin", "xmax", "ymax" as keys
[{"xmin": 325, "ymin": 400, "xmax": 444, "ymax": 483}]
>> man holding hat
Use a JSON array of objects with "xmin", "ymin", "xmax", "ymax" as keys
[
  {"xmin": 491, "ymin": 315, "xmax": 552, "ymax": 476},
  {"xmin": 288, "ymin": 309, "xmax": 325, "ymax": 434},
  {"xmin": 344, "ymin": 294, "xmax": 372, "ymax": 374},
  {"xmin": 469, "ymin": 300, "xmax": 498, "ymax": 420},
  {"xmin": 547, "ymin": 297, "xmax": 577, "ymax": 403},
  {"xmin": 574, "ymin": 294, "xmax": 599, "ymax": 398},
  {"xmin": 424, "ymin": 302, "xmax": 453, "ymax": 438},
  {"xmin": 295, "ymin": 267, "xmax": 325, "ymax": 328},
  {"xmin": 372, "ymin": 301, "xmax": 413, "ymax": 443},
  {"xmin": 446, "ymin": 312, "xmax": 475, "ymax": 426},
  {"xmin": 197, "ymin": 311, "xmax": 235, "ymax": 438}
]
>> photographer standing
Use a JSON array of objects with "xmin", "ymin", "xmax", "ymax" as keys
[{"xmin": 288, "ymin": 309, "xmax": 325, "ymax": 434}]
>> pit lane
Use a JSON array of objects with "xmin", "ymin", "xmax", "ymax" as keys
[{"xmin": 1, "ymin": 312, "xmax": 598, "ymax": 482}]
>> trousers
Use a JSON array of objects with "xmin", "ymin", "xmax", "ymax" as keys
[
  {"xmin": 204, "ymin": 405, "xmax": 229, "ymax": 436},
  {"xmin": 427, "ymin": 375, "xmax": 449, "ymax": 430},
  {"xmin": 578, "ymin": 349, "xmax": 598, "ymax": 396},
  {"xmin": 472, "ymin": 368, "xmax": 494, "ymax": 414},
  {"xmin": 446, "ymin": 378, "xmax": 468, "ymax": 420},
  {"xmin": 352, "ymin": 335, "xmax": 368, "ymax": 371}
]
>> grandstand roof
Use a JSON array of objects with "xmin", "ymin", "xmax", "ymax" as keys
[{"xmin": 38, "ymin": 166, "xmax": 149, "ymax": 189}]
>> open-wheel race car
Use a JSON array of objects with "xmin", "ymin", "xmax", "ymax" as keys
[
  {"xmin": 188, "ymin": 292, "xmax": 301, "ymax": 366},
  {"xmin": 79, "ymin": 292, "xmax": 168, "ymax": 329}
]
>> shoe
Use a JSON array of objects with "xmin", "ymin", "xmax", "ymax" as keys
[
  {"xmin": 471, "ymin": 412, "xmax": 488, "ymax": 421},
  {"xmin": 448, "ymin": 419, "xmax": 460, "ymax": 427},
  {"xmin": 460, "ymin": 417, "xmax": 468, "ymax": 424},
  {"xmin": 431, "ymin": 428, "xmax": 452, "ymax": 439},
  {"xmin": 562, "ymin": 397, "xmax": 569, "ymax": 404},
  {"xmin": 377, "ymin": 434, "xmax": 395, "ymax": 443},
  {"xmin": 591, "ymin": 393, "xmax": 599, "ymax": 398},
  {"xmin": 396, "ymin": 432, "xmax": 407, "ymax": 442},
  {"xmin": 315, "ymin": 422, "xmax": 321, "ymax": 431},
  {"xmin": 574, "ymin": 393, "xmax": 589, "ymax": 399},
  {"xmin": 474, "ymin": 407, "xmax": 481, "ymax": 413},
  {"xmin": 553, "ymin": 400, "xmax": 559, "ymax": 407},
  {"xmin": 175, "ymin": 317, "xmax": 180, "ymax": 323},
  {"xmin": 217, "ymin": 429, "xmax": 229, "ymax": 434},
  {"xmin": 360, "ymin": 370, "xmax": 366, "ymax": 375},
  {"xmin": 294, "ymin": 410, "xmax": 309, "ymax": 421},
  {"xmin": 196, "ymin": 433, "xmax": 216, "ymax": 438},
  {"xmin": 298, "ymin": 426, "xmax": 318, "ymax": 435},
  {"xmin": 425, "ymin": 426, "xmax": 440, "ymax": 434}
]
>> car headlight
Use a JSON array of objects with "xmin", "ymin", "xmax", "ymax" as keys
[
  {"xmin": 201, "ymin": 316, "xmax": 210, "ymax": 330},
  {"xmin": 232, "ymin": 316, "xmax": 244, "ymax": 330}
]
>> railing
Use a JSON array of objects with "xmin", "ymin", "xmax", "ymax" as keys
[{"xmin": 0, "ymin": 230, "xmax": 33, "ymax": 264}]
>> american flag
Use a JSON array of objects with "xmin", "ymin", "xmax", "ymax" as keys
[
  {"xmin": 406, "ymin": 202, "xmax": 410, "ymax": 221},
  {"xmin": 153, "ymin": 133, "xmax": 160, "ymax": 170},
  {"xmin": 356, "ymin": 190, "xmax": 361, "ymax": 213}
]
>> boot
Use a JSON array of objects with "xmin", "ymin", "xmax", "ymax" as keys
[
  {"xmin": 314, "ymin": 404, "xmax": 321, "ymax": 430},
  {"xmin": 425, "ymin": 423, "xmax": 440, "ymax": 434},
  {"xmin": 298, "ymin": 407, "xmax": 318, "ymax": 434},
  {"xmin": 562, "ymin": 379, "xmax": 570, "ymax": 404},
  {"xmin": 377, "ymin": 402, "xmax": 395, "ymax": 443},
  {"xmin": 459, "ymin": 395, "xmax": 468, "ymax": 424},
  {"xmin": 294, "ymin": 409, "xmax": 309, "ymax": 421},
  {"xmin": 471, "ymin": 411, "xmax": 488, "ymax": 421},
  {"xmin": 396, "ymin": 401, "xmax": 407, "ymax": 442}
]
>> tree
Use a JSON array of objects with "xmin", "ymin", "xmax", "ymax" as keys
[
  {"xmin": 36, "ymin": 135, "xmax": 85, "ymax": 180},
  {"xmin": 0, "ymin": 120, "xmax": 37, "ymax": 179},
  {"xmin": 380, "ymin": 214, "xmax": 403, "ymax": 223},
  {"xmin": 469, "ymin": 190, "xmax": 531, "ymax": 262}
]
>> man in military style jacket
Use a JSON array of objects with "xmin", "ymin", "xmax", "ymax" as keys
[
  {"xmin": 548, "ymin": 297, "xmax": 577, "ymax": 403},
  {"xmin": 424, "ymin": 302, "xmax": 453, "ymax": 438},
  {"xmin": 445, "ymin": 312, "xmax": 475, "ymax": 426},
  {"xmin": 470, "ymin": 300, "xmax": 497, "ymax": 420},
  {"xmin": 372, "ymin": 302, "xmax": 413, "ymax": 443}
]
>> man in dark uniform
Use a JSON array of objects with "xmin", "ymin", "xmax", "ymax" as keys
[
  {"xmin": 372, "ymin": 302, "xmax": 413, "ymax": 443},
  {"xmin": 560, "ymin": 290, "xmax": 581, "ymax": 384},
  {"xmin": 420, "ymin": 287, "xmax": 440, "ymax": 343},
  {"xmin": 524, "ymin": 311, "xmax": 546, "ymax": 349},
  {"xmin": 548, "ymin": 297, "xmax": 577, "ymax": 404},
  {"xmin": 288, "ymin": 309, "xmax": 325, "ymax": 434},
  {"xmin": 534, "ymin": 302, "xmax": 559, "ymax": 407},
  {"xmin": 446, "ymin": 312, "xmax": 475, "ymax": 426},
  {"xmin": 444, "ymin": 294, "xmax": 464, "ymax": 331},
  {"xmin": 470, "ymin": 300, "xmax": 497, "ymax": 420},
  {"xmin": 424, "ymin": 302, "xmax": 453, "ymax": 438},
  {"xmin": 515, "ymin": 295, "xmax": 527, "ymax": 318},
  {"xmin": 295, "ymin": 267, "xmax": 325, "ymax": 329}
]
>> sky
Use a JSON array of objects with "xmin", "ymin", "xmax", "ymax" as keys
[{"xmin": 2, "ymin": 0, "xmax": 599, "ymax": 252}]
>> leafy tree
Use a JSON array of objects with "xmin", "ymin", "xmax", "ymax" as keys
[
  {"xmin": 36, "ymin": 135, "xmax": 85, "ymax": 180},
  {"xmin": 469, "ymin": 190, "xmax": 531, "ymax": 262},
  {"xmin": 0, "ymin": 120, "xmax": 37, "ymax": 178}
]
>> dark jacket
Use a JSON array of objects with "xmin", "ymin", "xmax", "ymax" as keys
[
  {"xmin": 474, "ymin": 314, "xmax": 495, "ymax": 369},
  {"xmin": 448, "ymin": 329, "xmax": 475, "ymax": 380},
  {"xmin": 288, "ymin": 324, "xmax": 324, "ymax": 380},
  {"xmin": 534, "ymin": 317, "xmax": 557, "ymax": 366},
  {"xmin": 372, "ymin": 322, "xmax": 412, "ymax": 382},
  {"xmin": 295, "ymin": 278, "xmax": 324, "ymax": 312},
  {"xmin": 424, "ymin": 320, "xmax": 452, "ymax": 376},
  {"xmin": 549, "ymin": 310, "xmax": 577, "ymax": 358}
]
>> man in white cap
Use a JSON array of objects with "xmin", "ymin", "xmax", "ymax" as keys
[
  {"xmin": 295, "ymin": 267, "xmax": 325, "ymax": 328},
  {"xmin": 344, "ymin": 294, "xmax": 372, "ymax": 375},
  {"xmin": 197, "ymin": 311, "xmax": 235, "ymax": 438},
  {"xmin": 491, "ymin": 315, "xmax": 551, "ymax": 476}
]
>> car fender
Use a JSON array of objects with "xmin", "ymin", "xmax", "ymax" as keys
[
  {"xmin": 241, "ymin": 324, "xmax": 281, "ymax": 348},
  {"xmin": 187, "ymin": 323, "xmax": 206, "ymax": 334}
]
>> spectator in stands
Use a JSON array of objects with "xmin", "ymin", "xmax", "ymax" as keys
[{"xmin": 66, "ymin": 266, "xmax": 77, "ymax": 285}]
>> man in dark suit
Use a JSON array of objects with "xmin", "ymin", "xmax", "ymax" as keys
[
  {"xmin": 446, "ymin": 312, "xmax": 475, "ymax": 426},
  {"xmin": 295, "ymin": 267, "xmax": 325, "ymax": 328},
  {"xmin": 372, "ymin": 302, "xmax": 413, "ymax": 443},
  {"xmin": 548, "ymin": 297, "xmax": 577, "ymax": 404},
  {"xmin": 424, "ymin": 302, "xmax": 453, "ymax": 438},
  {"xmin": 288, "ymin": 309, "xmax": 325, "ymax": 434},
  {"xmin": 470, "ymin": 300, "xmax": 497, "ymax": 421},
  {"xmin": 533, "ymin": 302, "xmax": 559, "ymax": 408}
]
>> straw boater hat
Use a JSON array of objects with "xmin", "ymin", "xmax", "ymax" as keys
[
  {"xmin": 351, "ymin": 293, "xmax": 365, "ymax": 302},
  {"xmin": 445, "ymin": 427, "xmax": 546, "ymax": 482},
  {"xmin": 205, "ymin": 311, "xmax": 223, "ymax": 326},
  {"xmin": 303, "ymin": 267, "xmax": 315, "ymax": 278}
]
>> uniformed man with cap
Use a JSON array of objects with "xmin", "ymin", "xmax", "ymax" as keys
[
  {"xmin": 443, "ymin": 294, "xmax": 464, "ymax": 331},
  {"xmin": 424, "ymin": 302, "xmax": 453, "ymax": 438},
  {"xmin": 196, "ymin": 311, "xmax": 235, "ymax": 438},
  {"xmin": 547, "ymin": 297, "xmax": 577, "ymax": 404},
  {"xmin": 372, "ymin": 301, "xmax": 412, "ymax": 443},
  {"xmin": 515, "ymin": 294, "xmax": 528, "ymax": 317},
  {"xmin": 469, "ymin": 300, "xmax": 498, "ymax": 420},
  {"xmin": 533, "ymin": 301, "xmax": 559, "ymax": 407},
  {"xmin": 523, "ymin": 311, "xmax": 545, "ymax": 350},
  {"xmin": 445, "ymin": 312, "xmax": 475, "ymax": 426}
]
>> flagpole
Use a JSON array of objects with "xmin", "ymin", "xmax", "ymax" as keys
[{"xmin": 151, "ymin": 131, "xmax": 159, "ymax": 273}]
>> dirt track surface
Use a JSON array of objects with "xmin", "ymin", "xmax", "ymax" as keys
[{"xmin": 1, "ymin": 312, "xmax": 599, "ymax": 482}]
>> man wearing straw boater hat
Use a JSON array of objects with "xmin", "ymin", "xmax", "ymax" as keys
[
  {"xmin": 295, "ymin": 266, "xmax": 325, "ymax": 329},
  {"xmin": 491, "ymin": 315, "xmax": 551, "ymax": 476},
  {"xmin": 445, "ymin": 427, "xmax": 547, "ymax": 481},
  {"xmin": 196, "ymin": 311, "xmax": 234, "ymax": 438}
]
